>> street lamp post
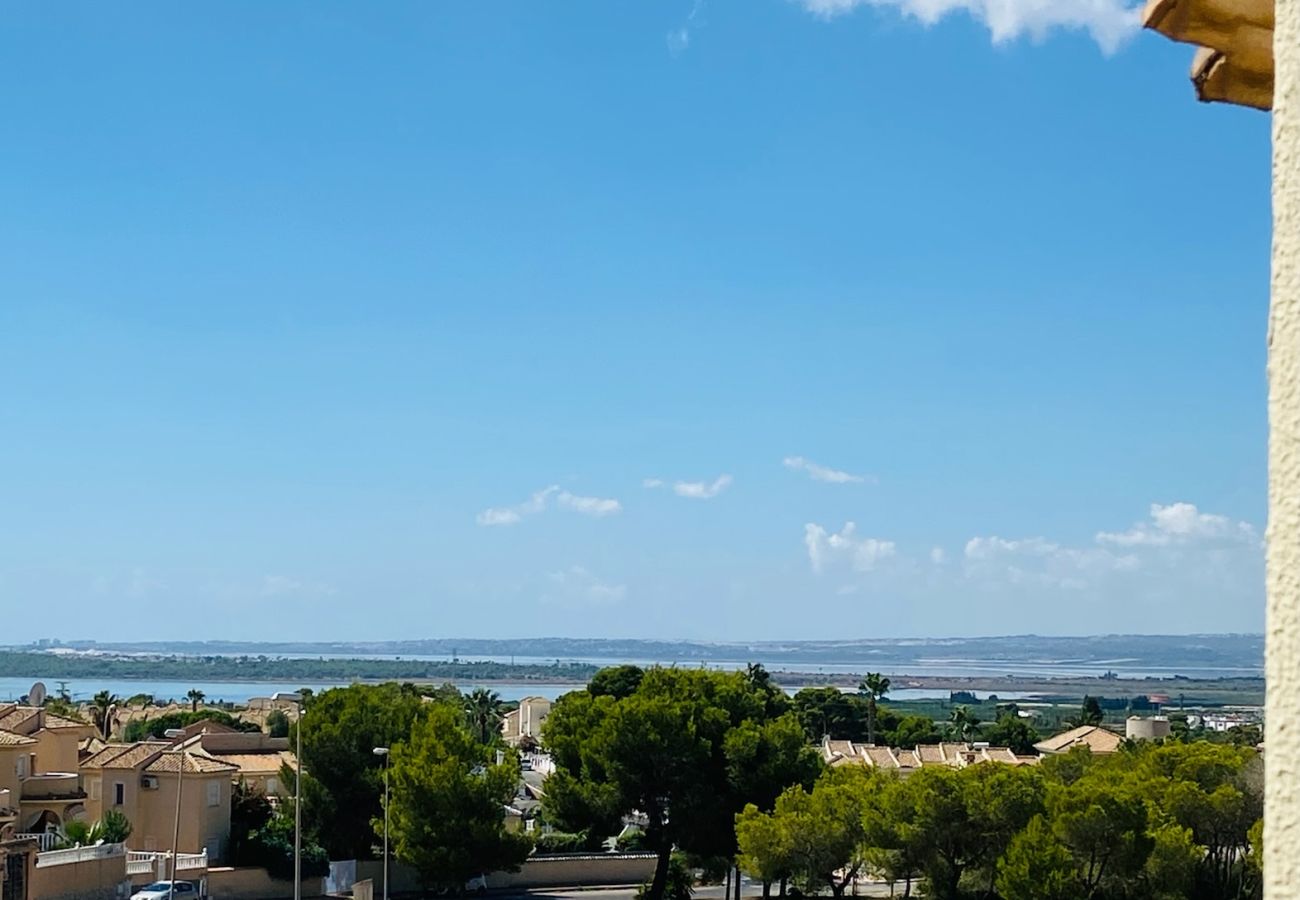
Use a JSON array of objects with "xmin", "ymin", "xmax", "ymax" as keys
[
  {"xmin": 273, "ymin": 692, "xmax": 305, "ymax": 900},
  {"xmin": 374, "ymin": 749, "xmax": 387, "ymax": 900},
  {"xmin": 163, "ymin": 728, "xmax": 187, "ymax": 897}
]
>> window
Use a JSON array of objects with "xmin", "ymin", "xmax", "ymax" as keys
[
  {"xmin": 265, "ymin": 777, "xmax": 279, "ymax": 795},
  {"xmin": 15, "ymin": 756, "xmax": 27, "ymax": 779},
  {"xmin": 89, "ymin": 779, "xmax": 101, "ymax": 801},
  {"xmin": 113, "ymin": 782, "xmax": 125, "ymax": 806},
  {"xmin": 206, "ymin": 780, "xmax": 221, "ymax": 807}
]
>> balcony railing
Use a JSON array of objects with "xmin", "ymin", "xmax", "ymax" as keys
[
  {"xmin": 20, "ymin": 773, "xmax": 84, "ymax": 801},
  {"xmin": 14, "ymin": 832, "xmax": 60, "ymax": 851}
]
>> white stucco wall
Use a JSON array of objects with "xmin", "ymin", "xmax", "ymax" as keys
[{"xmin": 1267, "ymin": 0, "xmax": 1299, "ymax": 895}]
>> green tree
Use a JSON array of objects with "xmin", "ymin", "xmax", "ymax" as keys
[
  {"xmin": 996, "ymin": 815, "xmax": 1078, "ymax": 900},
  {"xmin": 1047, "ymin": 776, "xmax": 1153, "ymax": 898},
  {"xmin": 229, "ymin": 782, "xmax": 274, "ymax": 865},
  {"xmin": 885, "ymin": 715, "xmax": 943, "ymax": 748},
  {"xmin": 981, "ymin": 712, "xmax": 1041, "ymax": 755},
  {"xmin": 89, "ymin": 690, "xmax": 118, "ymax": 740},
  {"xmin": 297, "ymin": 682, "xmax": 434, "ymax": 859},
  {"xmin": 1073, "ymin": 696, "xmax": 1105, "ymax": 727},
  {"xmin": 857, "ymin": 673, "xmax": 890, "ymax": 746},
  {"xmin": 735, "ymin": 803, "xmax": 794, "ymax": 893},
  {"xmin": 123, "ymin": 709, "xmax": 258, "ymax": 742},
  {"xmin": 96, "ymin": 809, "xmax": 133, "ymax": 844},
  {"xmin": 265, "ymin": 709, "xmax": 290, "ymax": 738},
  {"xmin": 387, "ymin": 703, "xmax": 532, "ymax": 891},
  {"xmin": 736, "ymin": 767, "xmax": 875, "ymax": 897},
  {"xmin": 587, "ymin": 665, "xmax": 645, "ymax": 700},
  {"xmin": 545, "ymin": 667, "xmax": 785, "ymax": 900},
  {"xmin": 186, "ymin": 689, "xmax": 206, "ymax": 712},
  {"xmin": 896, "ymin": 766, "xmax": 980, "ymax": 900},
  {"xmin": 961, "ymin": 762, "xmax": 1045, "ymax": 894},
  {"xmin": 947, "ymin": 706, "xmax": 981, "ymax": 742},
  {"xmin": 725, "ymin": 714, "xmax": 823, "ymax": 898},
  {"xmin": 790, "ymin": 687, "xmax": 868, "ymax": 742},
  {"xmin": 1141, "ymin": 823, "xmax": 1201, "ymax": 900},
  {"xmin": 463, "ymin": 688, "xmax": 505, "ymax": 744}
]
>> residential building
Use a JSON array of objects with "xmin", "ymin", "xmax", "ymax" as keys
[
  {"xmin": 0, "ymin": 707, "xmax": 95, "ymax": 836},
  {"xmin": 1033, "ymin": 725, "xmax": 1123, "ymax": 756},
  {"xmin": 169, "ymin": 730, "xmax": 295, "ymax": 799},
  {"xmin": 80, "ymin": 743, "xmax": 236, "ymax": 861},
  {"xmin": 821, "ymin": 737, "xmax": 1037, "ymax": 772},
  {"xmin": 1126, "ymin": 716, "xmax": 1173, "ymax": 741},
  {"xmin": 501, "ymin": 697, "xmax": 552, "ymax": 746}
]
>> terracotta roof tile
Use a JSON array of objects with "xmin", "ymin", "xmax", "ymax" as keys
[
  {"xmin": 206, "ymin": 751, "xmax": 296, "ymax": 775},
  {"xmin": 1034, "ymin": 726, "xmax": 1122, "ymax": 755},
  {"xmin": 0, "ymin": 708, "xmax": 38, "ymax": 733},
  {"xmin": 42, "ymin": 714, "xmax": 92, "ymax": 730},
  {"xmin": 144, "ymin": 752, "xmax": 239, "ymax": 775},
  {"xmin": 917, "ymin": 745, "xmax": 945, "ymax": 763},
  {"xmin": 82, "ymin": 742, "xmax": 168, "ymax": 770},
  {"xmin": 0, "ymin": 730, "xmax": 37, "ymax": 747}
]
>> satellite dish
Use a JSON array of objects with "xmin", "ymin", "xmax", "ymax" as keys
[{"xmin": 28, "ymin": 682, "xmax": 47, "ymax": 707}]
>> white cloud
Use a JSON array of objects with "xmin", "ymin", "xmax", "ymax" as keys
[
  {"xmin": 804, "ymin": 522, "xmax": 898, "ymax": 574},
  {"xmin": 543, "ymin": 566, "xmax": 627, "ymax": 609},
  {"xmin": 1097, "ymin": 502, "xmax": 1259, "ymax": 548},
  {"xmin": 796, "ymin": 0, "xmax": 1142, "ymax": 53},
  {"xmin": 674, "ymin": 474, "xmax": 733, "ymax": 499},
  {"xmin": 783, "ymin": 456, "xmax": 871, "ymax": 484},
  {"xmin": 642, "ymin": 478, "xmax": 665, "ymax": 489},
  {"xmin": 557, "ymin": 491, "xmax": 623, "ymax": 517},
  {"xmin": 801, "ymin": 501, "xmax": 1261, "ymax": 631},
  {"xmin": 476, "ymin": 485, "xmax": 621, "ymax": 525},
  {"xmin": 667, "ymin": 0, "xmax": 706, "ymax": 54}
]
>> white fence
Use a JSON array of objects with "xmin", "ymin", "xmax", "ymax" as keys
[
  {"xmin": 35, "ymin": 843, "xmax": 126, "ymax": 868},
  {"xmin": 126, "ymin": 850, "xmax": 209, "ymax": 876}
]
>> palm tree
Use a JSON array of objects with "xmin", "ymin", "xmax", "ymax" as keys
[
  {"xmin": 949, "ymin": 705, "xmax": 982, "ymax": 743},
  {"xmin": 463, "ymin": 688, "xmax": 504, "ymax": 744},
  {"xmin": 187, "ymin": 689, "xmax": 206, "ymax": 713},
  {"xmin": 858, "ymin": 672, "xmax": 891, "ymax": 745},
  {"xmin": 90, "ymin": 691, "xmax": 119, "ymax": 740}
]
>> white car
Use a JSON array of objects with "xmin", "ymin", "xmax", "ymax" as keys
[{"xmin": 130, "ymin": 881, "xmax": 197, "ymax": 900}]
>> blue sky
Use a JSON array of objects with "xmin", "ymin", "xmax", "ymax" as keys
[{"xmin": 0, "ymin": 1, "xmax": 1271, "ymax": 643}]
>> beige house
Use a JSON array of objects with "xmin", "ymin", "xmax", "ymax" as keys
[
  {"xmin": 0, "ymin": 706, "xmax": 96, "ymax": 836},
  {"xmin": 1032, "ymin": 725, "xmax": 1123, "ymax": 756},
  {"xmin": 821, "ymin": 737, "xmax": 1038, "ymax": 772},
  {"xmin": 501, "ymin": 697, "xmax": 552, "ymax": 746},
  {"xmin": 171, "ymin": 730, "xmax": 296, "ymax": 799},
  {"xmin": 80, "ymin": 742, "xmax": 237, "ymax": 861}
]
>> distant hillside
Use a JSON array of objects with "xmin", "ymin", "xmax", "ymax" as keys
[{"xmin": 8, "ymin": 633, "xmax": 1265, "ymax": 674}]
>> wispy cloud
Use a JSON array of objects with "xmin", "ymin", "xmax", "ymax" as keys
[
  {"xmin": 642, "ymin": 478, "xmax": 665, "ymax": 489},
  {"xmin": 667, "ymin": 0, "xmax": 707, "ymax": 54},
  {"xmin": 477, "ymin": 485, "xmax": 622, "ymax": 526},
  {"xmin": 557, "ymin": 491, "xmax": 623, "ymax": 517},
  {"xmin": 796, "ymin": 0, "xmax": 1142, "ymax": 53},
  {"xmin": 805, "ymin": 502, "xmax": 1262, "ymax": 614},
  {"xmin": 543, "ymin": 566, "xmax": 627, "ymax": 609},
  {"xmin": 673, "ymin": 474, "xmax": 733, "ymax": 499},
  {"xmin": 783, "ymin": 455, "xmax": 872, "ymax": 484}
]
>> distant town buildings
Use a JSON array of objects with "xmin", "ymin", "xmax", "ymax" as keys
[{"xmin": 501, "ymin": 697, "xmax": 552, "ymax": 746}]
